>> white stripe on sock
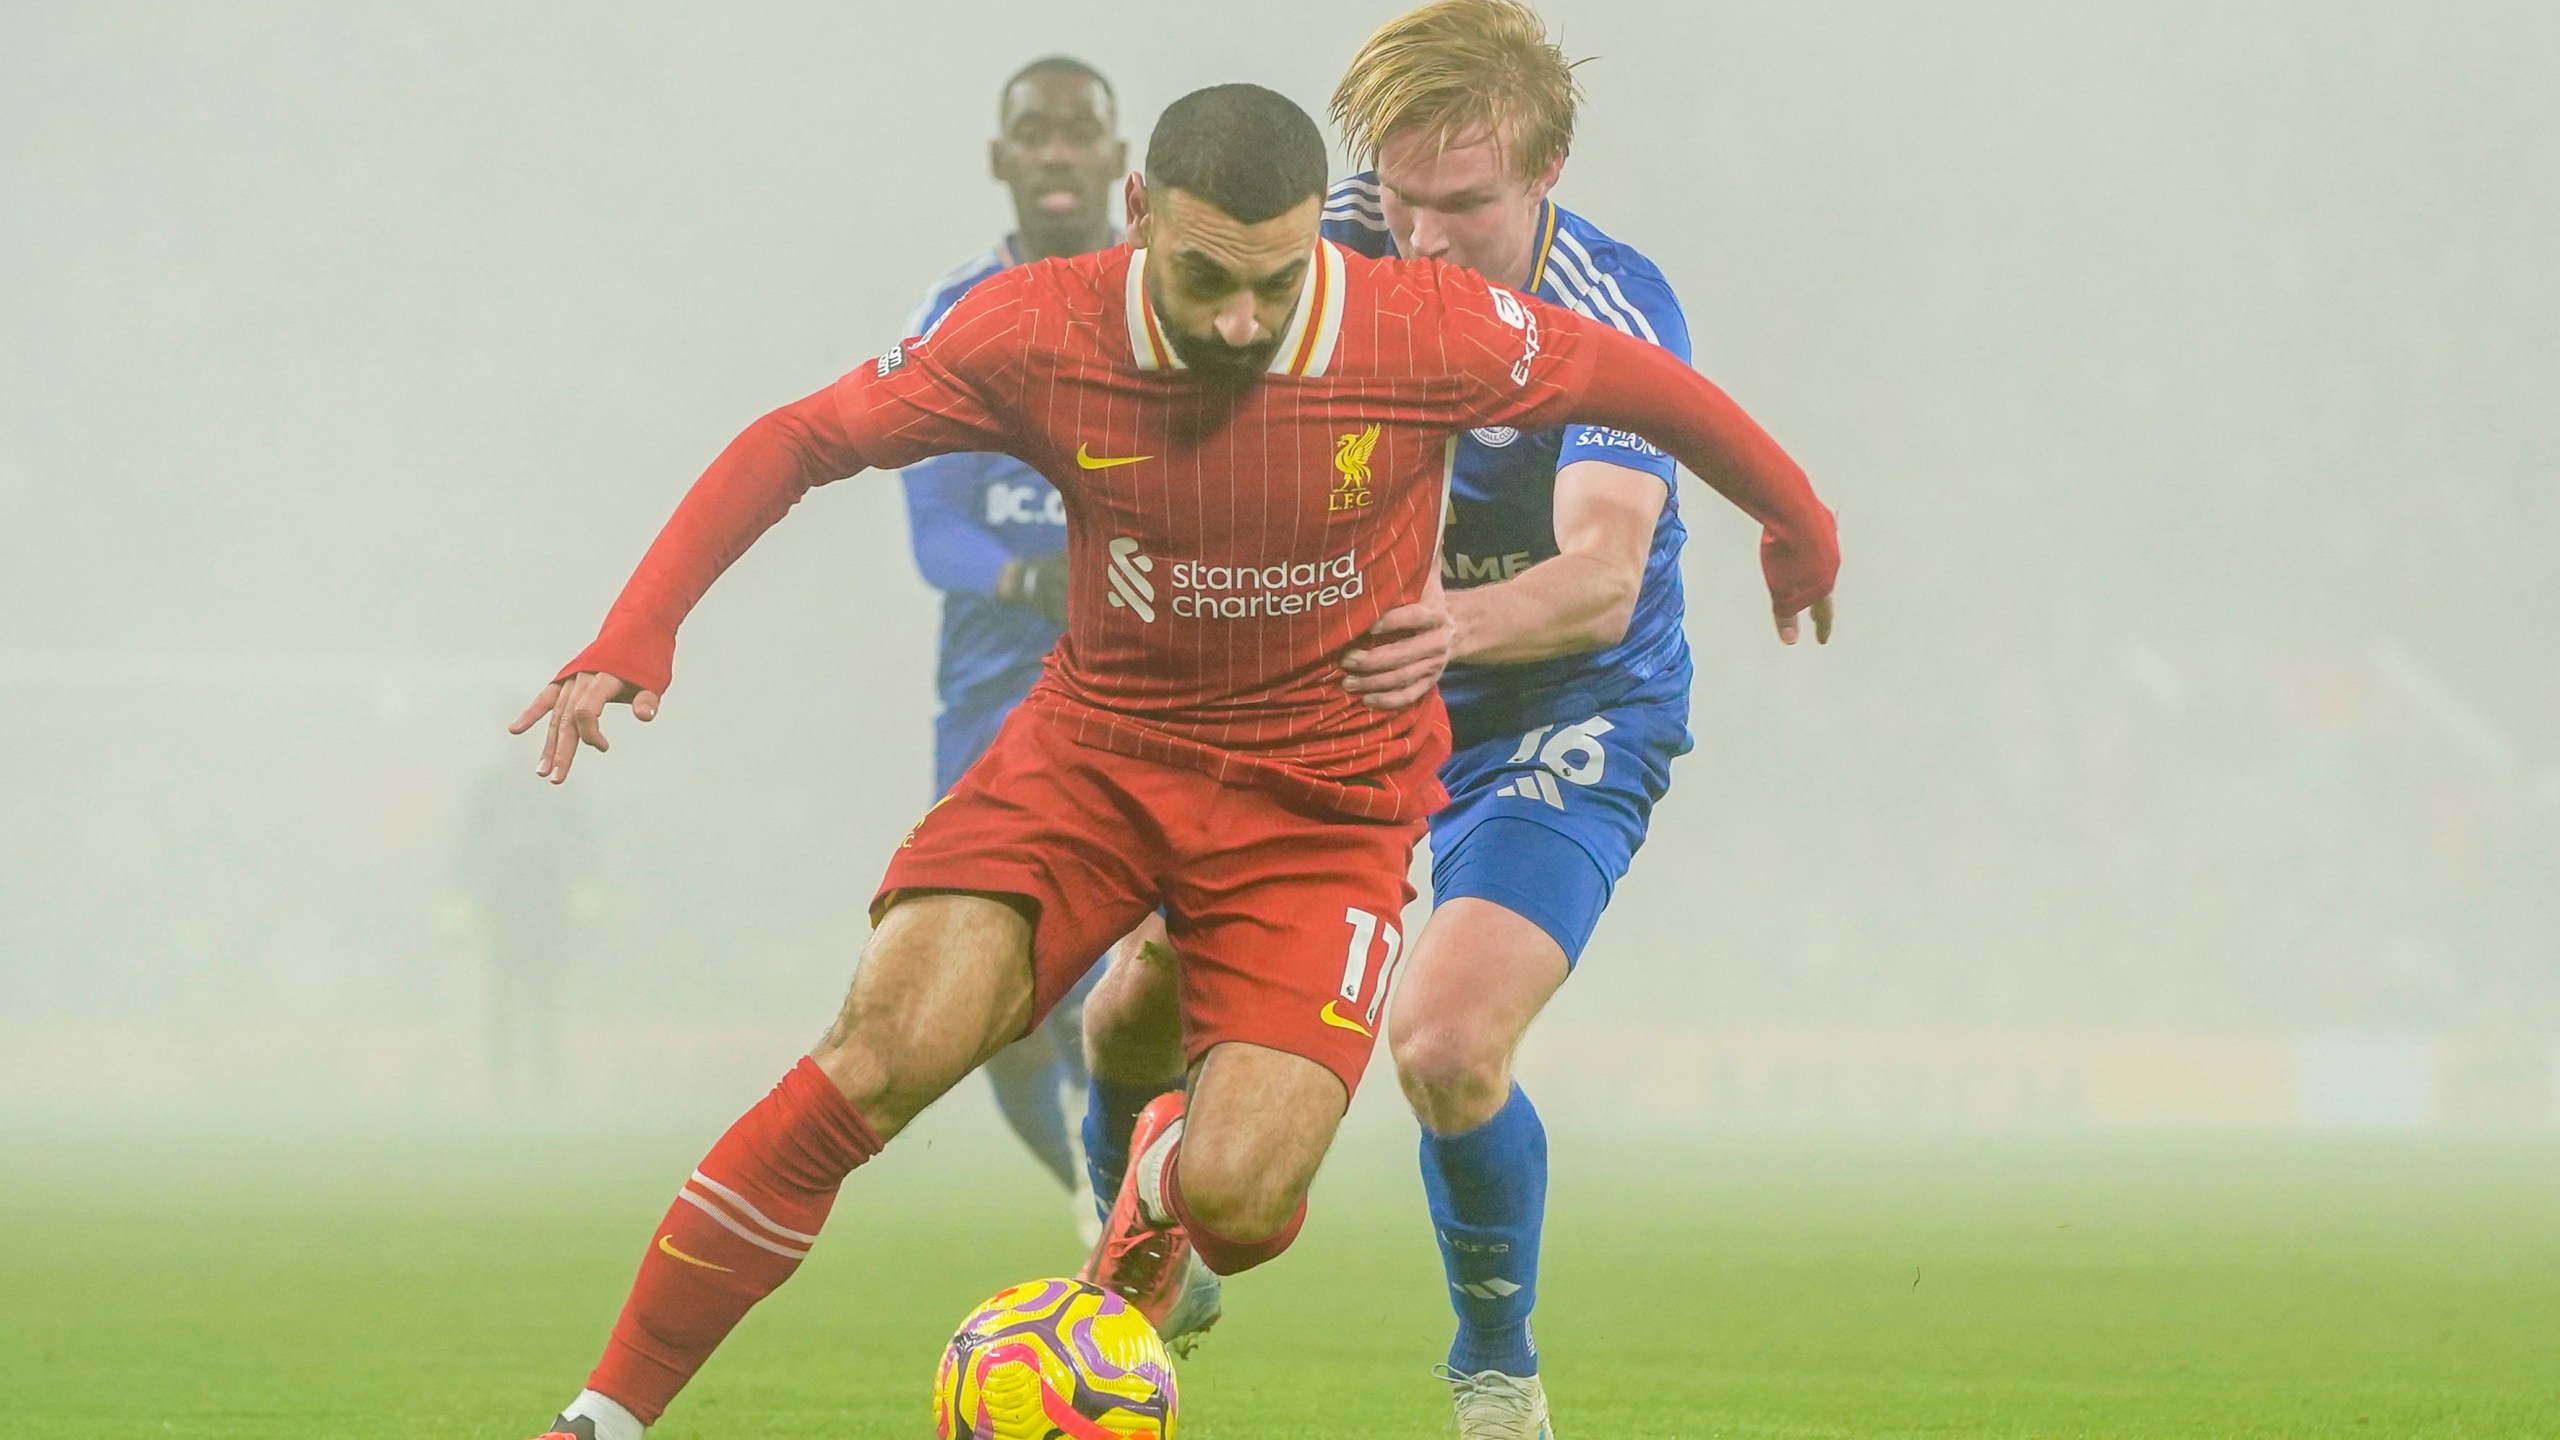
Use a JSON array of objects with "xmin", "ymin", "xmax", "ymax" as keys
[
  {"xmin": 688, "ymin": 1169, "xmax": 821, "ymax": 1244},
  {"xmin": 675, "ymin": 1188, "xmax": 811, "ymax": 1261}
]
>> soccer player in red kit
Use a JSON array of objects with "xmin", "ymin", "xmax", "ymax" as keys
[{"xmin": 511, "ymin": 84, "xmax": 1835, "ymax": 1440}]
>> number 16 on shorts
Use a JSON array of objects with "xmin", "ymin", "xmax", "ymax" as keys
[{"xmin": 1499, "ymin": 716, "xmax": 1616, "ymax": 810}]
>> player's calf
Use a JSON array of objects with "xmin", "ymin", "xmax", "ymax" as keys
[
  {"xmin": 540, "ymin": 894, "xmax": 1039, "ymax": 1439},
  {"xmin": 573, "ymin": 1057, "xmax": 884, "ymax": 1434},
  {"xmin": 1161, "ymin": 1125, "xmax": 1309, "ymax": 1249},
  {"xmin": 1168, "ymin": 1040, "xmax": 1344, "ymax": 1266},
  {"xmin": 1388, "ymin": 897, "xmax": 1571, "ymax": 1384}
]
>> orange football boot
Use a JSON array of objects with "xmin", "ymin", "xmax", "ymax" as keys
[{"xmin": 1076, "ymin": 1091, "xmax": 1222, "ymax": 1354}]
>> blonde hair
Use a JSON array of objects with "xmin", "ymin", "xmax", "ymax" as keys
[{"xmin": 1331, "ymin": 0, "xmax": 1588, "ymax": 180}]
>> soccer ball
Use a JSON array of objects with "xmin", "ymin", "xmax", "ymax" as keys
[{"xmin": 933, "ymin": 1276, "xmax": 1179, "ymax": 1439}]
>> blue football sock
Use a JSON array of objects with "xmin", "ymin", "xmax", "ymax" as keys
[
  {"xmin": 1420, "ymin": 1083, "xmax": 1546, "ymax": 1377},
  {"xmin": 1082, "ymin": 1076, "xmax": 1178, "ymax": 1221}
]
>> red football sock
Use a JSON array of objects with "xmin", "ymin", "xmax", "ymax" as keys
[
  {"xmin": 586, "ymin": 1057, "xmax": 881, "ymax": 1423},
  {"xmin": 1164, "ymin": 1154, "xmax": 1306, "ymax": 1275}
]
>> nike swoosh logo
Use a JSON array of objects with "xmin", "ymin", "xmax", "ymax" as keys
[
  {"xmin": 1319, "ymin": 1000, "xmax": 1372, "ymax": 1036},
  {"xmin": 657, "ymin": 1234, "xmax": 733, "ymax": 1272},
  {"xmin": 1076, "ymin": 444, "xmax": 1153, "ymax": 470}
]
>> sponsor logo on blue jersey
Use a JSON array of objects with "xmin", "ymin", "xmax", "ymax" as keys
[{"xmin": 985, "ymin": 482, "xmax": 1065, "ymax": 528}]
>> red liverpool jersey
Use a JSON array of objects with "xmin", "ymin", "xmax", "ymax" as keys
[
  {"xmin": 558, "ymin": 241, "xmax": 1835, "ymax": 824},
  {"xmin": 833, "ymin": 243, "xmax": 1600, "ymax": 820}
]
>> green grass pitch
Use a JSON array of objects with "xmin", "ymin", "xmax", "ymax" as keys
[{"xmin": 3, "ymin": 1123, "xmax": 2553, "ymax": 1437}]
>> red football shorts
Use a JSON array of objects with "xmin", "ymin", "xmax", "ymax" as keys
[{"xmin": 873, "ymin": 705, "xmax": 1423, "ymax": 1099}]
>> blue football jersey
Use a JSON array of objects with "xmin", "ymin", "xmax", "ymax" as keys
[
  {"xmin": 896, "ymin": 239, "xmax": 1069, "ymax": 783},
  {"xmin": 1322, "ymin": 175, "xmax": 1696, "ymax": 749}
]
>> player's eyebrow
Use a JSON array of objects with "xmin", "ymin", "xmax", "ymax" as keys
[
  {"xmin": 1248, "ymin": 257, "xmax": 1309, "ymax": 292},
  {"xmin": 1172, "ymin": 250, "xmax": 1306, "ymax": 294},
  {"xmin": 1387, "ymin": 181, "xmax": 1496, "ymax": 211},
  {"xmin": 1172, "ymin": 251, "xmax": 1234, "ymax": 286}
]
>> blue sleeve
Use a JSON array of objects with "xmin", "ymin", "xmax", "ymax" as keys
[
  {"xmin": 1557, "ymin": 267, "xmax": 1692, "ymax": 486},
  {"xmin": 902, "ymin": 455, "xmax": 1010, "ymax": 596}
]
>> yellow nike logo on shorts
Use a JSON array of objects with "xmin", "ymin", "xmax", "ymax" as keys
[
  {"xmin": 657, "ymin": 1234, "xmax": 733, "ymax": 1272},
  {"xmin": 1076, "ymin": 444, "xmax": 1153, "ymax": 470},
  {"xmin": 1319, "ymin": 1000, "xmax": 1372, "ymax": 1036}
]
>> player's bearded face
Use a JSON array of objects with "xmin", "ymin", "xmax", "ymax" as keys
[
  {"xmin": 1139, "ymin": 187, "xmax": 1324, "ymax": 386},
  {"xmin": 1375, "ymin": 124, "xmax": 1560, "ymax": 293}
]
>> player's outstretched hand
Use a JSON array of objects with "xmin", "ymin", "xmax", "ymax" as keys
[
  {"xmin": 1340, "ymin": 593, "xmax": 1456, "ymax": 712},
  {"xmin": 509, "ymin": 671, "xmax": 659, "ymax": 784},
  {"xmin": 1775, "ymin": 594, "xmax": 1836, "ymax": 647}
]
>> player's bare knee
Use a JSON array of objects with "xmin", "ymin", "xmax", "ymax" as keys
[
  {"xmin": 1167, "ymin": 1110, "xmax": 1312, "ymax": 1240},
  {"xmin": 809, "ymin": 1030, "xmax": 966, "ymax": 1139},
  {"xmin": 1083, "ymin": 939, "xmax": 1183, "ymax": 1082},
  {"xmin": 1391, "ymin": 1024, "xmax": 1511, "ymax": 1134},
  {"xmin": 1173, "ymin": 1148, "xmax": 1304, "ymax": 1241},
  {"xmin": 1081, "ymin": 962, "xmax": 1156, "ymax": 1046}
]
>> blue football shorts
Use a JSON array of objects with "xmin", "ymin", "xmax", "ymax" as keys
[{"xmin": 1427, "ymin": 691, "xmax": 1692, "ymax": 965}]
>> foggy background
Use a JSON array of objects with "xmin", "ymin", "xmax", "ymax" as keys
[{"xmin": 4, "ymin": 1, "xmax": 2552, "ymax": 1137}]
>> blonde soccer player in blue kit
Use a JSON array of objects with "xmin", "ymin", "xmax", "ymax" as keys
[{"xmin": 1075, "ymin": 7, "xmax": 1836, "ymax": 1438}]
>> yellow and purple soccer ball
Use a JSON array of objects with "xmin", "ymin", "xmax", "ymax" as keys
[{"xmin": 933, "ymin": 1277, "xmax": 1178, "ymax": 1439}]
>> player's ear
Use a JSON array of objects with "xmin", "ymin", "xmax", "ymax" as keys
[
  {"xmin": 990, "ymin": 137, "xmax": 1011, "ymax": 185},
  {"xmin": 1124, "ymin": 173, "xmax": 1152, "ymax": 246},
  {"xmin": 1525, "ymin": 149, "xmax": 1566, "ymax": 204}
]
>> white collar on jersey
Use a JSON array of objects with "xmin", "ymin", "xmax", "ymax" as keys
[{"xmin": 1121, "ymin": 240, "xmax": 1348, "ymax": 377}]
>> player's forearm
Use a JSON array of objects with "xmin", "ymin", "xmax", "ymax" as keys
[
  {"xmin": 1572, "ymin": 332, "xmax": 1838, "ymax": 614},
  {"xmin": 558, "ymin": 388, "xmax": 873, "ymax": 693},
  {"xmin": 908, "ymin": 520, "xmax": 1012, "ymax": 596},
  {"xmin": 1448, "ymin": 552, "xmax": 1638, "ymax": 664}
]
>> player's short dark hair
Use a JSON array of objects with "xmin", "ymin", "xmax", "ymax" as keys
[
  {"xmin": 1144, "ymin": 84, "xmax": 1329, "ymax": 225},
  {"xmin": 1000, "ymin": 55, "xmax": 1116, "ymax": 124}
]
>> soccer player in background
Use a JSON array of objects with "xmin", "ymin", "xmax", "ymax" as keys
[
  {"xmin": 509, "ymin": 83, "xmax": 1833, "ymax": 1440},
  {"xmin": 896, "ymin": 54, "xmax": 1129, "ymax": 1235},
  {"xmin": 455, "ymin": 764, "xmax": 593, "ymax": 1102},
  {"xmin": 1073, "ymin": 7, "xmax": 1832, "ymax": 1436}
]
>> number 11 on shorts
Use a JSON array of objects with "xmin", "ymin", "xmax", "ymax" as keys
[{"xmin": 1338, "ymin": 906, "xmax": 1408, "ymax": 1030}]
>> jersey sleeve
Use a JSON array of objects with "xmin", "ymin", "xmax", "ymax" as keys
[
  {"xmin": 1429, "ymin": 263, "xmax": 1607, "ymax": 436},
  {"xmin": 1566, "ymin": 319, "xmax": 1839, "ymax": 617},
  {"xmin": 827, "ymin": 264, "xmax": 1033, "ymax": 470},
  {"xmin": 1400, "ymin": 253, "xmax": 1835, "ymax": 615},
  {"xmin": 1555, "ymin": 269, "xmax": 1692, "ymax": 487},
  {"xmin": 552, "ymin": 385, "xmax": 876, "ymax": 695},
  {"xmin": 552, "ymin": 266, "xmax": 1045, "ymax": 695}
]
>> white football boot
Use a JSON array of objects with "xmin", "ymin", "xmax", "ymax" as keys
[
  {"xmin": 1436, "ymin": 1365, "xmax": 1553, "ymax": 1440},
  {"xmin": 536, "ymin": 1391, "xmax": 643, "ymax": 1440},
  {"xmin": 1156, "ymin": 1251, "xmax": 1225, "ymax": 1356}
]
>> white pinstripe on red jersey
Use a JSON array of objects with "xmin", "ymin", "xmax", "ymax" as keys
[{"xmin": 832, "ymin": 244, "xmax": 1598, "ymax": 822}]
